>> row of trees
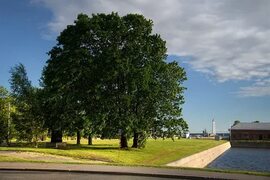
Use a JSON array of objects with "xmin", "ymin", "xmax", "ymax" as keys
[{"xmin": 0, "ymin": 13, "xmax": 188, "ymax": 148}]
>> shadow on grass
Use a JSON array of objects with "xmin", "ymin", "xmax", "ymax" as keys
[
  {"xmin": 67, "ymin": 144, "xmax": 119, "ymax": 150},
  {"xmin": 4, "ymin": 142, "xmax": 120, "ymax": 151}
]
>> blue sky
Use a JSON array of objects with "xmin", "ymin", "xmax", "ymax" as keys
[{"xmin": 1, "ymin": 0, "xmax": 270, "ymax": 133}]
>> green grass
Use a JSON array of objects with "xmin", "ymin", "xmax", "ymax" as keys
[
  {"xmin": 0, "ymin": 138, "xmax": 226, "ymax": 165},
  {"xmin": 0, "ymin": 155, "xmax": 27, "ymax": 162},
  {"xmin": 1, "ymin": 139, "xmax": 270, "ymax": 177}
]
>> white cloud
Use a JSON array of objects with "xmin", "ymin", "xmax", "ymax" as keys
[
  {"xmin": 33, "ymin": 0, "xmax": 270, "ymax": 97},
  {"xmin": 238, "ymin": 78, "xmax": 270, "ymax": 97},
  {"xmin": 237, "ymin": 84, "xmax": 270, "ymax": 97}
]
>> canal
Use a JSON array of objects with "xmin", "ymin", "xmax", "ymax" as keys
[{"xmin": 207, "ymin": 148, "xmax": 270, "ymax": 172}]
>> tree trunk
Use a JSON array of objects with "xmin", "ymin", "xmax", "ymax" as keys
[
  {"xmin": 88, "ymin": 134, "xmax": 92, "ymax": 145},
  {"xmin": 120, "ymin": 132, "xmax": 128, "ymax": 148},
  {"xmin": 132, "ymin": 131, "xmax": 138, "ymax": 148},
  {"xmin": 51, "ymin": 129, "xmax": 63, "ymax": 143},
  {"xmin": 5, "ymin": 136, "xmax": 10, "ymax": 147},
  {"xmin": 76, "ymin": 130, "xmax": 81, "ymax": 145},
  {"xmin": 162, "ymin": 134, "xmax": 165, "ymax": 140},
  {"xmin": 34, "ymin": 134, "xmax": 38, "ymax": 148}
]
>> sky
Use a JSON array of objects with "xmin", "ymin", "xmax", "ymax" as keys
[{"xmin": 0, "ymin": 0, "xmax": 270, "ymax": 133}]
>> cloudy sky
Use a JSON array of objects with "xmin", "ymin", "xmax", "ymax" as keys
[{"xmin": 1, "ymin": 0, "xmax": 270, "ymax": 132}]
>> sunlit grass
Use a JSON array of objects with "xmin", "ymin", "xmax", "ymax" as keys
[
  {"xmin": 0, "ymin": 155, "xmax": 30, "ymax": 162},
  {"xmin": 0, "ymin": 138, "xmax": 226, "ymax": 165}
]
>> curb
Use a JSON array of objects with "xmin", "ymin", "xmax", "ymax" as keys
[{"xmin": 0, "ymin": 167, "xmax": 231, "ymax": 180}]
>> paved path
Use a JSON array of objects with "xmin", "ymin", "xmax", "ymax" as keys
[
  {"xmin": 0, "ymin": 151, "xmax": 105, "ymax": 164},
  {"xmin": 0, "ymin": 162, "xmax": 269, "ymax": 180}
]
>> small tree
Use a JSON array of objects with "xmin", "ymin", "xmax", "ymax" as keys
[
  {"xmin": 0, "ymin": 86, "xmax": 14, "ymax": 145},
  {"xmin": 10, "ymin": 64, "xmax": 45, "ymax": 144},
  {"xmin": 233, "ymin": 120, "xmax": 240, "ymax": 126}
]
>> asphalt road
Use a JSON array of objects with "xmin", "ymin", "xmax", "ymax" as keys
[
  {"xmin": 0, "ymin": 162, "xmax": 269, "ymax": 180},
  {"xmin": 0, "ymin": 170, "xmax": 184, "ymax": 180}
]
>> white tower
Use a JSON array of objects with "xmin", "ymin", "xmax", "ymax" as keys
[{"xmin": 212, "ymin": 119, "xmax": 216, "ymax": 135}]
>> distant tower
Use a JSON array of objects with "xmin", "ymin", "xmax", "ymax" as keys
[{"xmin": 212, "ymin": 119, "xmax": 216, "ymax": 135}]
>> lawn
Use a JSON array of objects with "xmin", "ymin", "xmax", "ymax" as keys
[
  {"xmin": 0, "ymin": 138, "xmax": 226, "ymax": 165},
  {"xmin": 0, "ymin": 155, "xmax": 28, "ymax": 162}
]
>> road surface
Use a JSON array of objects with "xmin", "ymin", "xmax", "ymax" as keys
[
  {"xmin": 0, "ymin": 162, "xmax": 269, "ymax": 180},
  {"xmin": 0, "ymin": 170, "xmax": 179, "ymax": 180}
]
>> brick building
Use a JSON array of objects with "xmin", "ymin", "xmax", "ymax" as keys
[{"xmin": 230, "ymin": 122, "xmax": 270, "ymax": 141}]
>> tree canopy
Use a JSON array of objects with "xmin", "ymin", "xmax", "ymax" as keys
[{"xmin": 40, "ymin": 13, "xmax": 187, "ymax": 148}]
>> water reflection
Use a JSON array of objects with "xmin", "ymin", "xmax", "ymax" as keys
[{"xmin": 207, "ymin": 148, "xmax": 270, "ymax": 172}]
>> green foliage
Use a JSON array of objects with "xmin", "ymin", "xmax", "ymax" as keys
[
  {"xmin": 42, "ymin": 13, "xmax": 188, "ymax": 147},
  {"xmin": 137, "ymin": 131, "xmax": 148, "ymax": 148},
  {"xmin": 0, "ymin": 86, "xmax": 11, "ymax": 144},
  {"xmin": 9, "ymin": 64, "xmax": 45, "ymax": 143},
  {"xmin": 1, "ymin": 13, "xmax": 187, "ymax": 149}
]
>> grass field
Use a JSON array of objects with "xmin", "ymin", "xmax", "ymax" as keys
[{"xmin": 0, "ymin": 138, "xmax": 226, "ymax": 165}]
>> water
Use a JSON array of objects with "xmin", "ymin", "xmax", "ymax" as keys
[{"xmin": 207, "ymin": 148, "xmax": 270, "ymax": 172}]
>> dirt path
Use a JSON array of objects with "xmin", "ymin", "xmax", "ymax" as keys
[{"xmin": 0, "ymin": 151, "xmax": 105, "ymax": 164}]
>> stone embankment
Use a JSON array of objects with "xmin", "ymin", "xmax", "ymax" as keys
[{"xmin": 166, "ymin": 142, "xmax": 231, "ymax": 168}]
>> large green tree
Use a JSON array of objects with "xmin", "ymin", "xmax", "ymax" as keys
[{"xmin": 42, "ymin": 13, "xmax": 187, "ymax": 148}]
